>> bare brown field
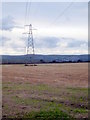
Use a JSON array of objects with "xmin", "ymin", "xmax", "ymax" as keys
[{"xmin": 2, "ymin": 63, "xmax": 88, "ymax": 119}]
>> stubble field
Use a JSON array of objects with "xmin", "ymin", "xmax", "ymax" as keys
[{"xmin": 2, "ymin": 63, "xmax": 88, "ymax": 119}]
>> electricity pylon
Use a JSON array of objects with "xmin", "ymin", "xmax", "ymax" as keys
[{"xmin": 23, "ymin": 24, "xmax": 36, "ymax": 66}]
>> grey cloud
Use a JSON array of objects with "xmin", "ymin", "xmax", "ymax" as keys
[
  {"xmin": 88, "ymin": 40, "xmax": 90, "ymax": 47},
  {"xmin": 0, "ymin": 16, "xmax": 16, "ymax": 31},
  {"xmin": 67, "ymin": 40, "xmax": 88, "ymax": 48},
  {"xmin": 61, "ymin": 37, "xmax": 87, "ymax": 48},
  {"xmin": 29, "ymin": 36, "xmax": 88, "ymax": 49},
  {"xmin": 0, "ymin": 36, "xmax": 10, "ymax": 46},
  {"xmin": 35, "ymin": 37, "xmax": 60, "ymax": 48}
]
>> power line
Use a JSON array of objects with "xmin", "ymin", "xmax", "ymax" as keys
[
  {"xmin": 24, "ymin": 0, "xmax": 32, "ymax": 26},
  {"xmin": 28, "ymin": 0, "xmax": 32, "ymax": 23},
  {"xmin": 49, "ymin": 2, "xmax": 74, "ymax": 27},
  {"xmin": 24, "ymin": 0, "xmax": 29, "ymax": 26}
]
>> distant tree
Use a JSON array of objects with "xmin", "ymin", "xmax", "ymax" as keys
[
  {"xmin": 52, "ymin": 60, "xmax": 56, "ymax": 63},
  {"xmin": 69, "ymin": 60, "xmax": 72, "ymax": 63},
  {"xmin": 77, "ymin": 59, "xmax": 82, "ymax": 63},
  {"xmin": 40, "ymin": 59, "xmax": 45, "ymax": 63}
]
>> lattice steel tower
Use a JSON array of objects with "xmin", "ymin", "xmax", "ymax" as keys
[{"xmin": 24, "ymin": 24, "xmax": 36, "ymax": 65}]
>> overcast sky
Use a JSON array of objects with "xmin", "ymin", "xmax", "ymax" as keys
[{"xmin": 0, "ymin": 1, "xmax": 88, "ymax": 55}]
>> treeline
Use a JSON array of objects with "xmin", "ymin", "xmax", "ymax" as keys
[
  {"xmin": 1, "ymin": 59, "xmax": 89, "ymax": 64},
  {"xmin": 1, "ymin": 54, "xmax": 89, "ymax": 64}
]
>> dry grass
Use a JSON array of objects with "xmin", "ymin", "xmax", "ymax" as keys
[{"xmin": 2, "ymin": 63, "xmax": 88, "ymax": 119}]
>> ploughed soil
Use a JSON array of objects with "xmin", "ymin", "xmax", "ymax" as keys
[{"xmin": 2, "ymin": 63, "xmax": 88, "ymax": 119}]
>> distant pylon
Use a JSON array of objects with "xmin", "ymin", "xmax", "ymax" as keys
[{"xmin": 23, "ymin": 24, "xmax": 36, "ymax": 66}]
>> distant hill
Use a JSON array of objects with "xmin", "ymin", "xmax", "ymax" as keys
[{"xmin": 0, "ymin": 54, "xmax": 90, "ymax": 64}]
